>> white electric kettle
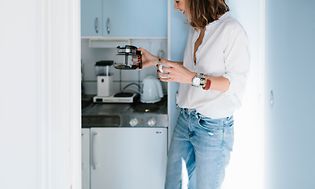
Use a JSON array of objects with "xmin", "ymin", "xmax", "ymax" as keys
[{"xmin": 140, "ymin": 75, "xmax": 164, "ymax": 103}]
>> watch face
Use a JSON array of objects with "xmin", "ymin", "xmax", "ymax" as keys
[{"xmin": 192, "ymin": 77, "xmax": 201, "ymax": 86}]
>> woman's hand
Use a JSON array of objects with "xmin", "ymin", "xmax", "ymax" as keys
[
  {"xmin": 158, "ymin": 59, "xmax": 195, "ymax": 84},
  {"xmin": 138, "ymin": 48, "xmax": 159, "ymax": 68}
]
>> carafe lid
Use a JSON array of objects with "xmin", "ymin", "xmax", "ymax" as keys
[
  {"xmin": 117, "ymin": 45, "xmax": 137, "ymax": 54},
  {"xmin": 95, "ymin": 60, "xmax": 114, "ymax": 66}
]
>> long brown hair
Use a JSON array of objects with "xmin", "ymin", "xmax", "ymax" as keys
[{"xmin": 187, "ymin": 0, "xmax": 229, "ymax": 29}]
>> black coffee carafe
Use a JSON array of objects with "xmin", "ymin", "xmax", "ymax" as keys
[{"xmin": 114, "ymin": 45, "xmax": 142, "ymax": 70}]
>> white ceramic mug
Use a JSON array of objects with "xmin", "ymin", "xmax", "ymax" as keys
[{"xmin": 158, "ymin": 63, "xmax": 169, "ymax": 79}]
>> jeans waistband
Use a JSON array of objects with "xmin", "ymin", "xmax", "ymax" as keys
[
  {"xmin": 181, "ymin": 108, "xmax": 196, "ymax": 113},
  {"xmin": 180, "ymin": 108, "xmax": 233, "ymax": 121}
]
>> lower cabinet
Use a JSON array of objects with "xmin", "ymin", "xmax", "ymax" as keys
[
  {"xmin": 86, "ymin": 127, "xmax": 167, "ymax": 189},
  {"xmin": 82, "ymin": 129, "xmax": 90, "ymax": 189}
]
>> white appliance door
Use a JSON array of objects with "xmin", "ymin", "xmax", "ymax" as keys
[{"xmin": 91, "ymin": 127, "xmax": 167, "ymax": 189}]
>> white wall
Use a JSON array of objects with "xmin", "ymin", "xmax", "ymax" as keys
[
  {"xmin": 0, "ymin": 0, "xmax": 41, "ymax": 188},
  {"xmin": 222, "ymin": 0, "xmax": 265, "ymax": 189},
  {"xmin": 0, "ymin": 0, "xmax": 81, "ymax": 189}
]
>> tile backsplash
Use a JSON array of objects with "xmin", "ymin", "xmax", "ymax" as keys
[{"xmin": 81, "ymin": 39, "xmax": 167, "ymax": 95}]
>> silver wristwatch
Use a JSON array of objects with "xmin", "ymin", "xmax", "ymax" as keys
[{"xmin": 192, "ymin": 73, "xmax": 206, "ymax": 87}]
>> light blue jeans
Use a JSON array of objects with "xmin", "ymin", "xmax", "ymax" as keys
[{"xmin": 165, "ymin": 108, "xmax": 234, "ymax": 189}]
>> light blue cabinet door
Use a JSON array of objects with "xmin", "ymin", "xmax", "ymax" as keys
[
  {"xmin": 102, "ymin": 0, "xmax": 167, "ymax": 37},
  {"xmin": 81, "ymin": 0, "xmax": 102, "ymax": 36},
  {"xmin": 266, "ymin": 0, "xmax": 315, "ymax": 188}
]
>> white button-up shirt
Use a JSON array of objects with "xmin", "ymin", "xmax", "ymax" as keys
[{"xmin": 177, "ymin": 12, "xmax": 250, "ymax": 119}]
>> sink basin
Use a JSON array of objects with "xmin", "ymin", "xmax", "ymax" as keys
[
  {"xmin": 130, "ymin": 103, "xmax": 160, "ymax": 113},
  {"xmin": 82, "ymin": 103, "xmax": 131, "ymax": 115}
]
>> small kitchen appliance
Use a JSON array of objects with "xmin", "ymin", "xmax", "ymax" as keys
[
  {"xmin": 95, "ymin": 60, "xmax": 114, "ymax": 97},
  {"xmin": 140, "ymin": 75, "xmax": 164, "ymax": 103},
  {"xmin": 94, "ymin": 60, "xmax": 139, "ymax": 103},
  {"xmin": 114, "ymin": 45, "xmax": 142, "ymax": 70}
]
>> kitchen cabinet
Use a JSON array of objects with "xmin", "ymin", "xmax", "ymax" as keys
[
  {"xmin": 90, "ymin": 127, "xmax": 167, "ymax": 189},
  {"xmin": 81, "ymin": 0, "xmax": 167, "ymax": 38},
  {"xmin": 81, "ymin": 0, "xmax": 102, "ymax": 36},
  {"xmin": 82, "ymin": 129, "xmax": 90, "ymax": 189}
]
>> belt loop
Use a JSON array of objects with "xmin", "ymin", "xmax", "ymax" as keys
[{"xmin": 196, "ymin": 112, "xmax": 200, "ymax": 119}]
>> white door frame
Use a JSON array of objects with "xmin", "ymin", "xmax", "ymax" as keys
[{"xmin": 39, "ymin": 0, "xmax": 81, "ymax": 188}]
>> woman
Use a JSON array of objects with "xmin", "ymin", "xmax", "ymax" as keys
[{"xmin": 139, "ymin": 0, "xmax": 249, "ymax": 188}]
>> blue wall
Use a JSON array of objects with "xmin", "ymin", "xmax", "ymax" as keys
[
  {"xmin": 266, "ymin": 0, "xmax": 315, "ymax": 188},
  {"xmin": 168, "ymin": 1, "xmax": 189, "ymax": 134}
]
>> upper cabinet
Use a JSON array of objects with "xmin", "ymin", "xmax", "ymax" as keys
[
  {"xmin": 81, "ymin": 0, "xmax": 103, "ymax": 36},
  {"xmin": 81, "ymin": 0, "xmax": 167, "ymax": 38}
]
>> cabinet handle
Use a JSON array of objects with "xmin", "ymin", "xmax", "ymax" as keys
[
  {"xmin": 91, "ymin": 132, "xmax": 98, "ymax": 170},
  {"xmin": 94, "ymin": 17, "xmax": 99, "ymax": 34},
  {"xmin": 106, "ymin": 17, "xmax": 110, "ymax": 35},
  {"xmin": 270, "ymin": 90, "xmax": 275, "ymax": 107}
]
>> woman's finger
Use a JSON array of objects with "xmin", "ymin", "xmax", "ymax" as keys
[
  {"xmin": 159, "ymin": 77, "xmax": 171, "ymax": 82},
  {"xmin": 162, "ymin": 67, "xmax": 173, "ymax": 73},
  {"xmin": 158, "ymin": 72, "xmax": 170, "ymax": 79}
]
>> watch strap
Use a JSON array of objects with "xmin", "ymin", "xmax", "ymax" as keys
[
  {"xmin": 198, "ymin": 73, "xmax": 206, "ymax": 87},
  {"xmin": 199, "ymin": 74, "xmax": 206, "ymax": 87}
]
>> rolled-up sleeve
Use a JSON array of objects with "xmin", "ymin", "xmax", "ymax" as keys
[{"xmin": 223, "ymin": 25, "xmax": 250, "ymax": 105}]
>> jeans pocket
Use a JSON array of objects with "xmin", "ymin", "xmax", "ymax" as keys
[
  {"xmin": 223, "ymin": 118, "xmax": 234, "ymax": 151},
  {"xmin": 196, "ymin": 117, "xmax": 224, "ymax": 147},
  {"xmin": 198, "ymin": 117, "xmax": 222, "ymax": 131}
]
